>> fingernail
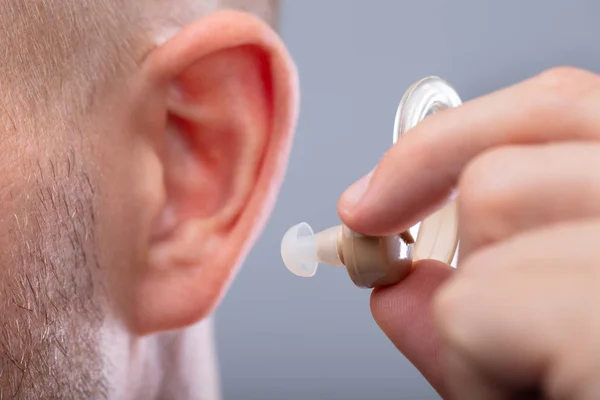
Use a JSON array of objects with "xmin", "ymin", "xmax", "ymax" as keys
[{"xmin": 340, "ymin": 170, "xmax": 374, "ymax": 215}]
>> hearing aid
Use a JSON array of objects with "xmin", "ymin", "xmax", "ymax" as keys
[{"xmin": 281, "ymin": 76, "xmax": 462, "ymax": 289}]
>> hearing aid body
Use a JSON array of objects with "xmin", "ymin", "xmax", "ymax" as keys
[{"xmin": 281, "ymin": 76, "xmax": 461, "ymax": 288}]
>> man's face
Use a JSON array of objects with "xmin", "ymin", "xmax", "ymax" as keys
[
  {"xmin": 0, "ymin": 2, "xmax": 295, "ymax": 397},
  {"xmin": 0, "ymin": 79, "xmax": 176, "ymax": 397},
  {"xmin": 0, "ymin": 111, "xmax": 111, "ymax": 397}
]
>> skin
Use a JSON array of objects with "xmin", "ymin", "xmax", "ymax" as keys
[
  {"xmin": 339, "ymin": 66, "xmax": 600, "ymax": 399},
  {"xmin": 0, "ymin": 5, "xmax": 297, "ymax": 399},
  {"xmin": 8, "ymin": 2, "xmax": 600, "ymax": 399}
]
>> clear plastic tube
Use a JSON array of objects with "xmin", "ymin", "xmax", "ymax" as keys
[{"xmin": 394, "ymin": 77, "xmax": 462, "ymax": 264}]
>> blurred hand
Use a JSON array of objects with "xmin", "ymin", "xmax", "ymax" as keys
[{"xmin": 338, "ymin": 67, "xmax": 600, "ymax": 400}]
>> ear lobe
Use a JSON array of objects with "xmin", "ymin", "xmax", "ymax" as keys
[{"xmin": 131, "ymin": 11, "xmax": 298, "ymax": 335}]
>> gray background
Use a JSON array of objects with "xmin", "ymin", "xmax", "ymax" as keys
[{"xmin": 216, "ymin": 1, "xmax": 600, "ymax": 399}]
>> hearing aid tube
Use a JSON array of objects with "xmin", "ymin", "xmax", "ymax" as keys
[{"xmin": 394, "ymin": 76, "xmax": 461, "ymax": 264}]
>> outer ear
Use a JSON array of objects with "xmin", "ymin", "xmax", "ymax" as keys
[{"xmin": 132, "ymin": 10, "xmax": 298, "ymax": 334}]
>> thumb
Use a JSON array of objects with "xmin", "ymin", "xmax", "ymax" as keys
[{"xmin": 370, "ymin": 260, "xmax": 453, "ymax": 397}]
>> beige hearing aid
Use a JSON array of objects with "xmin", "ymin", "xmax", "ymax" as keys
[{"xmin": 281, "ymin": 76, "xmax": 461, "ymax": 288}]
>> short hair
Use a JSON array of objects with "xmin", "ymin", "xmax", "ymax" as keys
[
  {"xmin": 0, "ymin": 1, "xmax": 278, "ymax": 397},
  {"xmin": 0, "ymin": 0, "xmax": 279, "ymax": 124}
]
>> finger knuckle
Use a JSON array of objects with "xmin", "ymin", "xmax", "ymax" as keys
[
  {"xmin": 458, "ymin": 150, "xmax": 520, "ymax": 252},
  {"xmin": 537, "ymin": 66, "xmax": 594, "ymax": 88},
  {"xmin": 458, "ymin": 150, "xmax": 512, "ymax": 222},
  {"xmin": 532, "ymin": 67, "xmax": 598, "ymax": 108}
]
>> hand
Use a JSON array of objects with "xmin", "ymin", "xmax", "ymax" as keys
[{"xmin": 338, "ymin": 67, "xmax": 600, "ymax": 400}]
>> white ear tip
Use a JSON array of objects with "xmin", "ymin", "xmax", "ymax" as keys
[{"xmin": 281, "ymin": 222, "xmax": 319, "ymax": 278}]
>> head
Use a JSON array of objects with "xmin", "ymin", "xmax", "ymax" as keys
[{"xmin": 0, "ymin": 0, "xmax": 297, "ymax": 398}]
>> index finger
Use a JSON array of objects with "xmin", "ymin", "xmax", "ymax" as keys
[{"xmin": 339, "ymin": 67, "xmax": 600, "ymax": 236}]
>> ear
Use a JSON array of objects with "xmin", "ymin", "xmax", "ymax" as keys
[{"xmin": 131, "ymin": 10, "xmax": 298, "ymax": 334}]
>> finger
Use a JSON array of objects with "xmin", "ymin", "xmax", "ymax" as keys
[
  {"xmin": 370, "ymin": 259, "xmax": 454, "ymax": 397},
  {"xmin": 457, "ymin": 142, "xmax": 600, "ymax": 260},
  {"xmin": 339, "ymin": 67, "xmax": 600, "ymax": 236},
  {"xmin": 435, "ymin": 219, "xmax": 600, "ymax": 400}
]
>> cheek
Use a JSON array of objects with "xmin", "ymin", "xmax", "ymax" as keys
[
  {"xmin": 0, "ymin": 138, "xmax": 100, "ymax": 321},
  {"xmin": 92, "ymin": 133, "xmax": 166, "ymax": 323},
  {"xmin": 0, "ymin": 143, "xmax": 42, "ymax": 270}
]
